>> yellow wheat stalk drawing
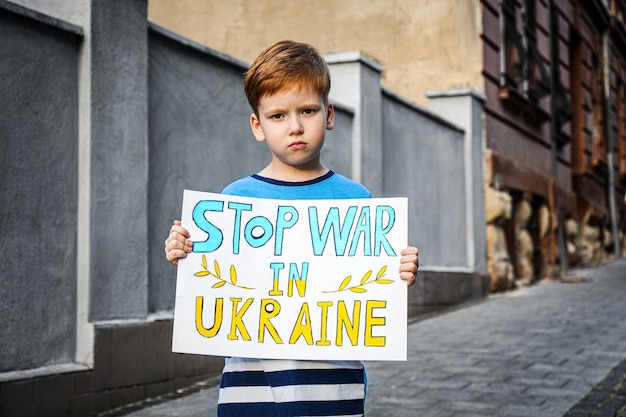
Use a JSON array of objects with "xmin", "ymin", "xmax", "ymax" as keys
[
  {"xmin": 323, "ymin": 265, "xmax": 393, "ymax": 293},
  {"xmin": 194, "ymin": 255, "xmax": 254, "ymax": 290}
]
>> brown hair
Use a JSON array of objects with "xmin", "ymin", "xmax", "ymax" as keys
[{"xmin": 243, "ymin": 40, "xmax": 331, "ymax": 114}]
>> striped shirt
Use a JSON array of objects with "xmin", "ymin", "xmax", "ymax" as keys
[
  {"xmin": 218, "ymin": 171, "xmax": 371, "ymax": 417},
  {"xmin": 218, "ymin": 358, "xmax": 366, "ymax": 416}
]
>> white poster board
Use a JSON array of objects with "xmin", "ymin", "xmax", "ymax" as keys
[{"xmin": 172, "ymin": 190, "xmax": 408, "ymax": 361}]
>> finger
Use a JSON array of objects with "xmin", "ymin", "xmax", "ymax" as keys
[
  {"xmin": 401, "ymin": 247, "xmax": 419, "ymax": 267},
  {"xmin": 168, "ymin": 232, "xmax": 193, "ymax": 247},
  {"xmin": 399, "ymin": 262, "xmax": 418, "ymax": 275},
  {"xmin": 399, "ymin": 271, "xmax": 416, "ymax": 286},
  {"xmin": 165, "ymin": 239, "xmax": 190, "ymax": 258},
  {"xmin": 400, "ymin": 253, "xmax": 418, "ymax": 263},
  {"xmin": 165, "ymin": 230, "xmax": 193, "ymax": 252},
  {"xmin": 165, "ymin": 248, "xmax": 188, "ymax": 265},
  {"xmin": 400, "ymin": 246, "xmax": 418, "ymax": 256},
  {"xmin": 400, "ymin": 255, "xmax": 418, "ymax": 270},
  {"xmin": 170, "ymin": 220, "xmax": 190, "ymax": 238},
  {"xmin": 165, "ymin": 236, "xmax": 181, "ymax": 251},
  {"xmin": 399, "ymin": 251, "xmax": 418, "ymax": 286}
]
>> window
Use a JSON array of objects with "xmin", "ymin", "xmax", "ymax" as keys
[
  {"xmin": 550, "ymin": 2, "xmax": 572, "ymax": 146},
  {"xmin": 569, "ymin": 15, "xmax": 594, "ymax": 174},
  {"xmin": 499, "ymin": 0, "xmax": 551, "ymax": 104},
  {"xmin": 591, "ymin": 45, "xmax": 607, "ymax": 166}
]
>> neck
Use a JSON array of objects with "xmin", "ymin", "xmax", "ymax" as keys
[{"xmin": 257, "ymin": 162, "xmax": 328, "ymax": 182}]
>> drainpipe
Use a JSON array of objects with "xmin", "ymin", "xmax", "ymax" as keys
[
  {"xmin": 603, "ymin": 32, "xmax": 621, "ymax": 257},
  {"xmin": 548, "ymin": 1, "xmax": 568, "ymax": 274}
]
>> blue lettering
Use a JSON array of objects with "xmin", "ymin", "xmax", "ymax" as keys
[
  {"xmin": 288, "ymin": 262, "xmax": 308, "ymax": 297},
  {"xmin": 192, "ymin": 200, "xmax": 224, "ymax": 253},
  {"xmin": 288, "ymin": 262, "xmax": 309, "ymax": 281},
  {"xmin": 275, "ymin": 206, "xmax": 298, "ymax": 256},
  {"xmin": 269, "ymin": 262, "xmax": 285, "ymax": 277},
  {"xmin": 308, "ymin": 206, "xmax": 357, "ymax": 256},
  {"xmin": 244, "ymin": 216, "xmax": 273, "ymax": 248},
  {"xmin": 228, "ymin": 202, "xmax": 252, "ymax": 254},
  {"xmin": 348, "ymin": 207, "xmax": 372, "ymax": 256},
  {"xmin": 374, "ymin": 205, "xmax": 396, "ymax": 256}
]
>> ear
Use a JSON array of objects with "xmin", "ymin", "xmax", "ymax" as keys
[
  {"xmin": 250, "ymin": 113, "xmax": 265, "ymax": 143},
  {"xmin": 326, "ymin": 103, "xmax": 335, "ymax": 130}
]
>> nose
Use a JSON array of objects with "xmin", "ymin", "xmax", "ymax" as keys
[{"xmin": 288, "ymin": 116, "xmax": 304, "ymax": 135}]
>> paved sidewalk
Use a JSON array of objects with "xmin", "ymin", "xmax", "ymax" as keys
[{"xmin": 113, "ymin": 259, "xmax": 626, "ymax": 417}]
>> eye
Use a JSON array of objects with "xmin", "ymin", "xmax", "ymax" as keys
[
  {"xmin": 302, "ymin": 108, "xmax": 316, "ymax": 115},
  {"xmin": 270, "ymin": 113, "xmax": 284, "ymax": 120}
]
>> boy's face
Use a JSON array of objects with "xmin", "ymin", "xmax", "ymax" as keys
[{"xmin": 250, "ymin": 85, "xmax": 334, "ymax": 177}]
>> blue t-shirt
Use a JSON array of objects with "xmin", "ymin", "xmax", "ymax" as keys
[
  {"xmin": 222, "ymin": 170, "xmax": 372, "ymax": 200},
  {"xmin": 217, "ymin": 170, "xmax": 370, "ymax": 417}
]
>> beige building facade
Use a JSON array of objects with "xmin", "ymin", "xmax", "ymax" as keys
[{"xmin": 148, "ymin": 0, "xmax": 484, "ymax": 107}]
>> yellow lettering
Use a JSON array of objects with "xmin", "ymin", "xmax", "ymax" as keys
[
  {"xmin": 336, "ymin": 300, "xmax": 360, "ymax": 346},
  {"xmin": 287, "ymin": 278, "xmax": 307, "ymax": 297},
  {"xmin": 364, "ymin": 300, "xmax": 386, "ymax": 347},
  {"xmin": 269, "ymin": 279, "xmax": 283, "ymax": 296},
  {"xmin": 315, "ymin": 301, "xmax": 332, "ymax": 346},
  {"xmin": 227, "ymin": 297, "xmax": 253, "ymax": 341},
  {"xmin": 198, "ymin": 296, "xmax": 389, "ymax": 348},
  {"xmin": 195, "ymin": 296, "xmax": 223, "ymax": 338},
  {"xmin": 289, "ymin": 302, "xmax": 313, "ymax": 345},
  {"xmin": 258, "ymin": 298, "xmax": 283, "ymax": 344}
]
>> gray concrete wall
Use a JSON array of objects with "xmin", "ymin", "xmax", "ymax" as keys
[
  {"xmin": 8, "ymin": 0, "xmax": 95, "ymax": 368},
  {"xmin": 0, "ymin": 2, "xmax": 82, "ymax": 372},
  {"xmin": 147, "ymin": 25, "xmax": 265, "ymax": 312},
  {"xmin": 427, "ymin": 89, "xmax": 488, "ymax": 275},
  {"xmin": 381, "ymin": 89, "xmax": 468, "ymax": 269}
]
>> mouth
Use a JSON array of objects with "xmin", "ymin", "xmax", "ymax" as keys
[{"xmin": 288, "ymin": 141, "xmax": 307, "ymax": 150}]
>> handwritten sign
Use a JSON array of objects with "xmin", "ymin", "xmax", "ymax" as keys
[{"xmin": 172, "ymin": 190, "xmax": 408, "ymax": 361}]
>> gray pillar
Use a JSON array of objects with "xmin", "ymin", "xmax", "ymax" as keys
[
  {"xmin": 326, "ymin": 52, "xmax": 384, "ymax": 196},
  {"xmin": 427, "ymin": 89, "xmax": 488, "ymax": 274},
  {"xmin": 90, "ymin": 0, "xmax": 148, "ymax": 320}
]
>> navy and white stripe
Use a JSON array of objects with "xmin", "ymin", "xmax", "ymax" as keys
[{"xmin": 218, "ymin": 358, "xmax": 366, "ymax": 417}]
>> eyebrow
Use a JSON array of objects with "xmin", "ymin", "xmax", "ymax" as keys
[{"xmin": 264, "ymin": 102, "xmax": 321, "ymax": 113}]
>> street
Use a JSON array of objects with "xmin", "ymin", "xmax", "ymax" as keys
[{"xmin": 114, "ymin": 259, "xmax": 626, "ymax": 417}]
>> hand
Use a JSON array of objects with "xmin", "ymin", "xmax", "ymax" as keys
[
  {"xmin": 399, "ymin": 246, "xmax": 419, "ymax": 286},
  {"xmin": 164, "ymin": 220, "xmax": 193, "ymax": 266}
]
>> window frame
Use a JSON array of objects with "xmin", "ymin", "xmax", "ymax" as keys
[{"xmin": 499, "ymin": 0, "xmax": 551, "ymax": 104}]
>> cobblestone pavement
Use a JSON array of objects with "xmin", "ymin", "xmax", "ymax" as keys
[{"xmin": 113, "ymin": 259, "xmax": 626, "ymax": 417}]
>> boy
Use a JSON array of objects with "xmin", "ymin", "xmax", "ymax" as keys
[{"xmin": 165, "ymin": 40, "xmax": 419, "ymax": 417}]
